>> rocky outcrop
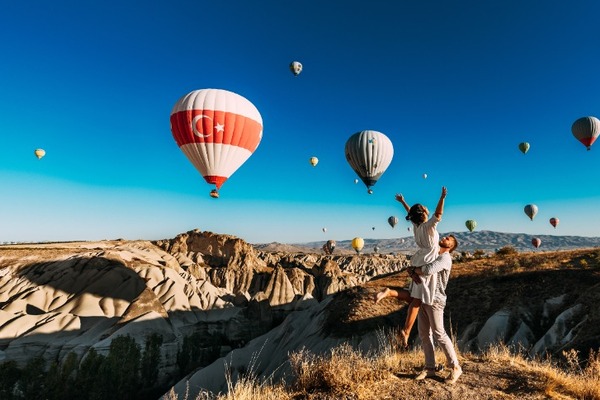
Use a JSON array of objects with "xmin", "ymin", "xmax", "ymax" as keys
[
  {"xmin": 154, "ymin": 230, "xmax": 408, "ymax": 303},
  {"xmin": 0, "ymin": 231, "xmax": 407, "ymax": 394}
]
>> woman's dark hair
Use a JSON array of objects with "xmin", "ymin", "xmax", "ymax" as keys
[{"xmin": 406, "ymin": 204, "xmax": 428, "ymax": 224}]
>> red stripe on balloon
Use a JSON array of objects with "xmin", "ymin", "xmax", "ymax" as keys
[
  {"xmin": 204, "ymin": 175, "xmax": 227, "ymax": 189},
  {"xmin": 171, "ymin": 110, "xmax": 262, "ymax": 152},
  {"xmin": 579, "ymin": 137, "xmax": 597, "ymax": 147}
]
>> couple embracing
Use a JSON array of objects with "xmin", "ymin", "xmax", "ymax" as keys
[{"xmin": 375, "ymin": 187, "xmax": 462, "ymax": 384}]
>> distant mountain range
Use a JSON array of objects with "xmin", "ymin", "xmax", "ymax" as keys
[{"xmin": 255, "ymin": 230, "xmax": 600, "ymax": 254}]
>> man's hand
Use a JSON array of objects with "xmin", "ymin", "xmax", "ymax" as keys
[{"xmin": 407, "ymin": 267, "xmax": 422, "ymax": 284}]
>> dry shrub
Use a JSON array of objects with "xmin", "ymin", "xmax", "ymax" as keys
[
  {"xmin": 482, "ymin": 344, "xmax": 600, "ymax": 400},
  {"xmin": 496, "ymin": 246, "xmax": 518, "ymax": 256},
  {"xmin": 289, "ymin": 332, "xmax": 409, "ymax": 399},
  {"xmin": 289, "ymin": 344, "xmax": 381, "ymax": 398}
]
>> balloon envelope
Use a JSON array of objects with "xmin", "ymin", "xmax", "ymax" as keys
[
  {"xmin": 388, "ymin": 216, "xmax": 398, "ymax": 228},
  {"xmin": 345, "ymin": 130, "xmax": 394, "ymax": 193},
  {"xmin": 323, "ymin": 239, "xmax": 336, "ymax": 255},
  {"xmin": 309, "ymin": 156, "xmax": 318, "ymax": 167},
  {"xmin": 531, "ymin": 238, "xmax": 541, "ymax": 248},
  {"xmin": 289, "ymin": 61, "xmax": 303, "ymax": 76},
  {"xmin": 524, "ymin": 204, "xmax": 538, "ymax": 221},
  {"xmin": 465, "ymin": 220, "xmax": 477, "ymax": 232},
  {"xmin": 549, "ymin": 217, "xmax": 559, "ymax": 228},
  {"xmin": 422, "ymin": 173, "xmax": 427, "ymax": 179},
  {"xmin": 34, "ymin": 149, "xmax": 45, "ymax": 159},
  {"xmin": 170, "ymin": 89, "xmax": 263, "ymax": 192},
  {"xmin": 571, "ymin": 116, "xmax": 600, "ymax": 150},
  {"xmin": 351, "ymin": 237, "xmax": 364, "ymax": 253},
  {"xmin": 518, "ymin": 142, "xmax": 530, "ymax": 154}
]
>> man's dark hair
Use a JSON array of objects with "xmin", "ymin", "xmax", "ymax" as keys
[{"xmin": 448, "ymin": 234, "xmax": 458, "ymax": 253}]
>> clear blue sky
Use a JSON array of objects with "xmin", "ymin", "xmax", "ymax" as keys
[{"xmin": 2, "ymin": 1, "xmax": 600, "ymax": 244}]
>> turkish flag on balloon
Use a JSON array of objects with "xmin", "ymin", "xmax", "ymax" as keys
[{"xmin": 170, "ymin": 89, "xmax": 263, "ymax": 190}]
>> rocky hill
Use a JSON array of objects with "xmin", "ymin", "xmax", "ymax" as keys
[{"xmin": 0, "ymin": 229, "xmax": 598, "ymax": 399}]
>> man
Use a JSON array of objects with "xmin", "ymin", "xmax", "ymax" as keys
[{"xmin": 409, "ymin": 234, "xmax": 462, "ymax": 384}]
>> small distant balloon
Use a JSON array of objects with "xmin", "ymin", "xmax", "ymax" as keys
[
  {"xmin": 322, "ymin": 227, "xmax": 327, "ymax": 233},
  {"xmin": 351, "ymin": 237, "xmax": 364, "ymax": 254},
  {"xmin": 549, "ymin": 217, "xmax": 559, "ymax": 228},
  {"xmin": 372, "ymin": 226, "xmax": 375, "ymax": 231},
  {"xmin": 309, "ymin": 156, "xmax": 318, "ymax": 167},
  {"xmin": 289, "ymin": 61, "xmax": 303, "ymax": 76},
  {"xmin": 323, "ymin": 239, "xmax": 336, "ymax": 255},
  {"xmin": 524, "ymin": 204, "xmax": 538, "ymax": 221},
  {"xmin": 422, "ymin": 173, "xmax": 427, "ymax": 179},
  {"xmin": 518, "ymin": 142, "xmax": 530, "ymax": 154},
  {"xmin": 374, "ymin": 245, "xmax": 380, "ymax": 253},
  {"xmin": 531, "ymin": 237, "xmax": 541, "ymax": 248},
  {"xmin": 388, "ymin": 216, "xmax": 398, "ymax": 228},
  {"xmin": 465, "ymin": 220, "xmax": 477, "ymax": 232},
  {"xmin": 34, "ymin": 149, "xmax": 45, "ymax": 159},
  {"xmin": 571, "ymin": 116, "xmax": 600, "ymax": 150},
  {"xmin": 354, "ymin": 179, "xmax": 359, "ymax": 184}
]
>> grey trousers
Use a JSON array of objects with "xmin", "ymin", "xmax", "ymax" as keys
[{"xmin": 417, "ymin": 301, "xmax": 459, "ymax": 370}]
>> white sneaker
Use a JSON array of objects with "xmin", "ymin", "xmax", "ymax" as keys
[
  {"xmin": 446, "ymin": 366, "xmax": 462, "ymax": 384},
  {"xmin": 415, "ymin": 369, "xmax": 436, "ymax": 380}
]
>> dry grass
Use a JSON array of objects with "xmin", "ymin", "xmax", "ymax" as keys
[{"xmin": 164, "ymin": 332, "xmax": 600, "ymax": 399}]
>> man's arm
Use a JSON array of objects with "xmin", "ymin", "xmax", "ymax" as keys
[{"xmin": 414, "ymin": 254, "xmax": 451, "ymax": 276}]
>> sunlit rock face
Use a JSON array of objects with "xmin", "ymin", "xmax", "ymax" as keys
[{"xmin": 0, "ymin": 230, "xmax": 407, "ymax": 390}]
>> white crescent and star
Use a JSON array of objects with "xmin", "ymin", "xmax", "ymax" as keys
[{"xmin": 192, "ymin": 115, "xmax": 225, "ymax": 138}]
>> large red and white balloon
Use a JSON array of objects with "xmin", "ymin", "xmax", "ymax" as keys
[{"xmin": 170, "ymin": 89, "xmax": 263, "ymax": 193}]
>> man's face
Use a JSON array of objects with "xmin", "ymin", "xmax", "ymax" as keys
[{"xmin": 440, "ymin": 236, "xmax": 455, "ymax": 249}]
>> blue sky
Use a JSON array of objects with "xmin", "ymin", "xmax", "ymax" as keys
[{"xmin": 2, "ymin": 1, "xmax": 600, "ymax": 244}]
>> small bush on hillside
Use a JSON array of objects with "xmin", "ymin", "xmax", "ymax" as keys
[
  {"xmin": 496, "ymin": 246, "xmax": 518, "ymax": 256},
  {"xmin": 473, "ymin": 249, "xmax": 487, "ymax": 259}
]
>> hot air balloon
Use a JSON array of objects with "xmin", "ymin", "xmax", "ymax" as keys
[
  {"xmin": 465, "ymin": 220, "xmax": 477, "ymax": 232},
  {"xmin": 309, "ymin": 156, "xmax": 318, "ymax": 167},
  {"xmin": 289, "ymin": 61, "xmax": 303, "ymax": 76},
  {"xmin": 531, "ymin": 237, "xmax": 541, "ymax": 248},
  {"xmin": 524, "ymin": 204, "xmax": 538, "ymax": 221},
  {"xmin": 34, "ymin": 149, "xmax": 45, "ymax": 159},
  {"xmin": 549, "ymin": 217, "xmax": 559, "ymax": 228},
  {"xmin": 323, "ymin": 239, "xmax": 336, "ymax": 255},
  {"xmin": 572, "ymin": 116, "xmax": 600, "ymax": 150},
  {"xmin": 354, "ymin": 179, "xmax": 359, "ymax": 184},
  {"xmin": 372, "ymin": 226, "xmax": 375, "ymax": 231},
  {"xmin": 374, "ymin": 245, "xmax": 380, "ymax": 253},
  {"xmin": 422, "ymin": 173, "xmax": 428, "ymax": 179},
  {"xmin": 518, "ymin": 142, "xmax": 530, "ymax": 154},
  {"xmin": 170, "ymin": 89, "xmax": 262, "ymax": 197},
  {"xmin": 351, "ymin": 237, "xmax": 364, "ymax": 254},
  {"xmin": 345, "ymin": 130, "xmax": 394, "ymax": 194},
  {"xmin": 322, "ymin": 227, "xmax": 327, "ymax": 233},
  {"xmin": 388, "ymin": 216, "xmax": 398, "ymax": 228}
]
